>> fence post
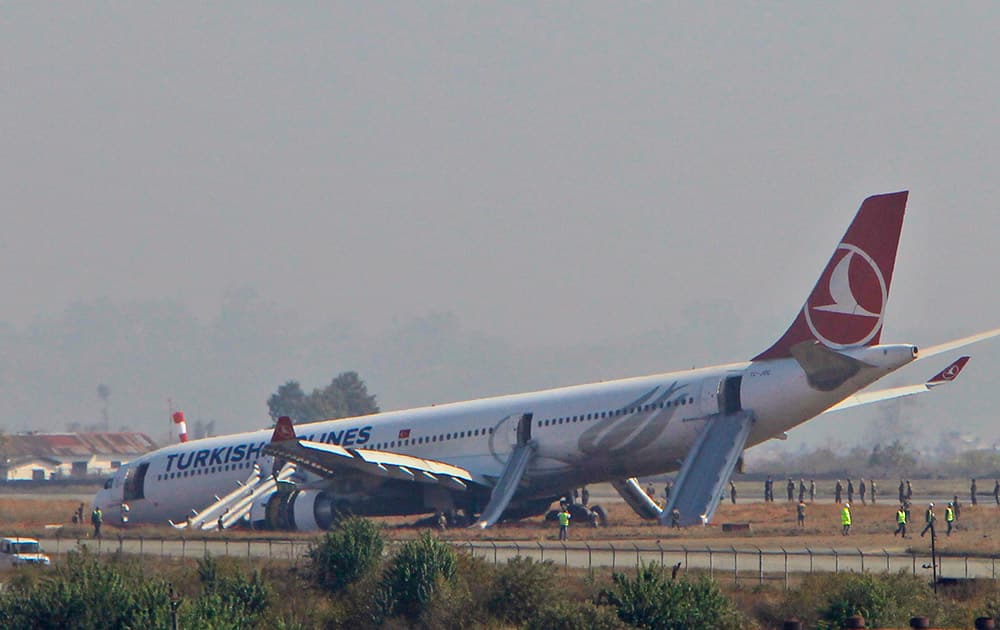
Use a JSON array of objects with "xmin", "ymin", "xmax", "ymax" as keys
[
  {"xmin": 912, "ymin": 551, "xmax": 917, "ymax": 576},
  {"xmin": 707, "ymin": 546, "xmax": 713, "ymax": 579},
  {"xmin": 780, "ymin": 547, "xmax": 788, "ymax": 590},
  {"xmin": 537, "ymin": 541, "xmax": 544, "ymax": 563},
  {"xmin": 225, "ymin": 536, "xmax": 229, "ymax": 557},
  {"xmin": 966, "ymin": 554, "xmax": 970, "ymax": 579},
  {"xmin": 203, "ymin": 537, "xmax": 208, "ymax": 556},
  {"xmin": 807, "ymin": 547, "xmax": 813, "ymax": 574},
  {"xmin": 683, "ymin": 545, "xmax": 688, "ymax": 571},
  {"xmin": 585, "ymin": 543, "xmax": 592, "ymax": 572},
  {"xmin": 563, "ymin": 542, "xmax": 568, "ymax": 570},
  {"xmin": 833, "ymin": 548, "xmax": 839, "ymax": 573},
  {"xmin": 883, "ymin": 548, "xmax": 890, "ymax": 572},
  {"xmin": 247, "ymin": 539, "xmax": 251, "ymax": 561},
  {"xmin": 180, "ymin": 536, "xmax": 185, "ymax": 558},
  {"xmin": 513, "ymin": 542, "xmax": 520, "ymax": 560},
  {"xmin": 756, "ymin": 546, "xmax": 763, "ymax": 585},
  {"xmin": 633, "ymin": 543, "xmax": 640, "ymax": 568},
  {"xmin": 611, "ymin": 543, "xmax": 616, "ymax": 571},
  {"xmin": 731, "ymin": 546, "xmax": 739, "ymax": 585},
  {"xmin": 492, "ymin": 541, "xmax": 497, "ymax": 565},
  {"xmin": 55, "ymin": 530, "xmax": 60, "ymax": 555},
  {"xmin": 858, "ymin": 548, "xmax": 864, "ymax": 573},
  {"xmin": 161, "ymin": 537, "xmax": 165, "ymax": 558},
  {"xmin": 657, "ymin": 540, "xmax": 663, "ymax": 566},
  {"xmin": 139, "ymin": 536, "xmax": 143, "ymax": 556}
]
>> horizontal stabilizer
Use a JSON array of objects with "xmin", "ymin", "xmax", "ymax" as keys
[
  {"xmin": 920, "ymin": 328, "xmax": 1000, "ymax": 359},
  {"xmin": 825, "ymin": 356, "xmax": 970, "ymax": 413}
]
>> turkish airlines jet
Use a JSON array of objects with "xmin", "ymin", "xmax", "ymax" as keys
[{"xmin": 94, "ymin": 191, "xmax": 997, "ymax": 530}]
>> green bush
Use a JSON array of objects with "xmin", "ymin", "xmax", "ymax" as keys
[
  {"xmin": 525, "ymin": 599, "xmax": 629, "ymax": 630},
  {"xmin": 308, "ymin": 516, "xmax": 385, "ymax": 594},
  {"xmin": 487, "ymin": 556, "xmax": 560, "ymax": 624},
  {"xmin": 0, "ymin": 550, "xmax": 171, "ymax": 630},
  {"xmin": 778, "ymin": 572, "xmax": 938, "ymax": 629},
  {"xmin": 601, "ymin": 562, "xmax": 744, "ymax": 630},
  {"xmin": 378, "ymin": 531, "xmax": 457, "ymax": 622}
]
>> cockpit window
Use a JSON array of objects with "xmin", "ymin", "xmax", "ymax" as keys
[{"xmin": 104, "ymin": 478, "xmax": 113, "ymax": 490}]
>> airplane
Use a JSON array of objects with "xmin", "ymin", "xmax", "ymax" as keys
[{"xmin": 94, "ymin": 191, "xmax": 1000, "ymax": 530}]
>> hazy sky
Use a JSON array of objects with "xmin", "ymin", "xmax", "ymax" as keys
[{"xmin": 2, "ymin": 4, "xmax": 998, "ymax": 452}]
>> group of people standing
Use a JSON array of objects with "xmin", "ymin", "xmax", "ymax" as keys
[
  {"xmin": 833, "ymin": 478, "xmax": 877, "ymax": 504},
  {"xmin": 763, "ymin": 477, "xmax": 817, "ymax": 503}
]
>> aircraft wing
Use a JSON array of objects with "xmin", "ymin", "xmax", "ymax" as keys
[
  {"xmin": 262, "ymin": 417, "xmax": 478, "ymax": 492},
  {"xmin": 824, "ymin": 356, "xmax": 969, "ymax": 413}
]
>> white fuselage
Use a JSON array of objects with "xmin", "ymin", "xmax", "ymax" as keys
[{"xmin": 95, "ymin": 344, "xmax": 916, "ymax": 525}]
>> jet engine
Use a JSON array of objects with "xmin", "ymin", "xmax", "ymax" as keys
[{"xmin": 249, "ymin": 489, "xmax": 343, "ymax": 532}]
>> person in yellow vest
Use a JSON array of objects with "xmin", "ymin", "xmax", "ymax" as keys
[
  {"xmin": 557, "ymin": 506, "xmax": 571, "ymax": 541},
  {"xmin": 920, "ymin": 502, "xmax": 936, "ymax": 537},
  {"xmin": 893, "ymin": 505, "xmax": 907, "ymax": 538},
  {"xmin": 841, "ymin": 502, "xmax": 852, "ymax": 535},
  {"xmin": 945, "ymin": 502, "xmax": 956, "ymax": 536}
]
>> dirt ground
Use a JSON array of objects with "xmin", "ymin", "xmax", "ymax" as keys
[{"xmin": 5, "ymin": 484, "xmax": 1000, "ymax": 558}]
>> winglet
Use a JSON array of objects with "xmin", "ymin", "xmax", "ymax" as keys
[
  {"xmin": 927, "ymin": 356, "xmax": 970, "ymax": 387},
  {"xmin": 271, "ymin": 416, "xmax": 298, "ymax": 442}
]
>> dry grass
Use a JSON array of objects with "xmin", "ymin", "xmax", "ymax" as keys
[{"xmin": 3, "ymin": 483, "xmax": 1000, "ymax": 558}]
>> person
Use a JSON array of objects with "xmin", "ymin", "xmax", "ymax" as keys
[
  {"xmin": 787, "ymin": 478, "xmax": 795, "ymax": 502},
  {"xmin": 664, "ymin": 480, "xmax": 673, "ymax": 503},
  {"xmin": 835, "ymin": 480, "xmax": 843, "ymax": 504},
  {"xmin": 894, "ymin": 505, "xmax": 907, "ymax": 538},
  {"xmin": 903, "ymin": 500, "xmax": 912, "ymax": 526},
  {"xmin": 920, "ymin": 502, "xmax": 935, "ymax": 537},
  {"xmin": 841, "ymin": 502, "xmax": 852, "ymax": 535},
  {"xmin": 994, "ymin": 479, "xmax": 1000, "ymax": 506},
  {"xmin": 670, "ymin": 508, "xmax": 681, "ymax": 529},
  {"xmin": 809, "ymin": 479, "xmax": 816, "ymax": 503},
  {"xmin": 847, "ymin": 479, "xmax": 855, "ymax": 504},
  {"xmin": 898, "ymin": 479, "xmax": 906, "ymax": 504},
  {"xmin": 71, "ymin": 511, "xmax": 79, "ymax": 525},
  {"xmin": 557, "ymin": 506, "xmax": 571, "ymax": 540},
  {"xmin": 953, "ymin": 495, "xmax": 962, "ymax": 519},
  {"xmin": 646, "ymin": 483, "xmax": 656, "ymax": 499},
  {"xmin": 91, "ymin": 506, "xmax": 103, "ymax": 538},
  {"xmin": 796, "ymin": 500, "xmax": 806, "ymax": 527},
  {"xmin": 870, "ymin": 479, "xmax": 878, "ymax": 504},
  {"xmin": 76, "ymin": 503, "xmax": 85, "ymax": 525},
  {"xmin": 798, "ymin": 479, "xmax": 806, "ymax": 503},
  {"xmin": 945, "ymin": 502, "xmax": 956, "ymax": 536},
  {"xmin": 859, "ymin": 478, "xmax": 867, "ymax": 505},
  {"xmin": 218, "ymin": 512, "xmax": 226, "ymax": 531},
  {"xmin": 906, "ymin": 479, "xmax": 913, "ymax": 500},
  {"xmin": 438, "ymin": 511, "xmax": 448, "ymax": 532},
  {"xmin": 730, "ymin": 480, "xmax": 737, "ymax": 505},
  {"xmin": 764, "ymin": 476, "xmax": 773, "ymax": 502},
  {"xmin": 971, "ymin": 478, "xmax": 979, "ymax": 505},
  {"xmin": 581, "ymin": 486, "xmax": 590, "ymax": 506},
  {"xmin": 572, "ymin": 488, "xmax": 580, "ymax": 503}
]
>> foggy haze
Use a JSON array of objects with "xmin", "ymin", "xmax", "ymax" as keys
[{"xmin": 2, "ymin": 4, "xmax": 998, "ymax": 450}]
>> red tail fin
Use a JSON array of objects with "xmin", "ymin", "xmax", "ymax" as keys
[
  {"xmin": 271, "ymin": 416, "xmax": 297, "ymax": 442},
  {"xmin": 754, "ymin": 191, "xmax": 908, "ymax": 360}
]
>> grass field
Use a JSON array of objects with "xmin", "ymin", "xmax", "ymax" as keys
[{"xmin": 4, "ymin": 480, "xmax": 1000, "ymax": 558}]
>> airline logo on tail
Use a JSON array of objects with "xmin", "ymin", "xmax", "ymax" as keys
[
  {"xmin": 754, "ymin": 191, "xmax": 908, "ymax": 360},
  {"xmin": 805, "ymin": 243, "xmax": 888, "ymax": 348}
]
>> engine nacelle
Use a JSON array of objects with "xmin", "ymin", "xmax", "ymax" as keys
[{"xmin": 249, "ymin": 489, "xmax": 341, "ymax": 531}]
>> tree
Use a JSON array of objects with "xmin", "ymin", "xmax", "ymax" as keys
[{"xmin": 267, "ymin": 372, "xmax": 379, "ymax": 423}]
